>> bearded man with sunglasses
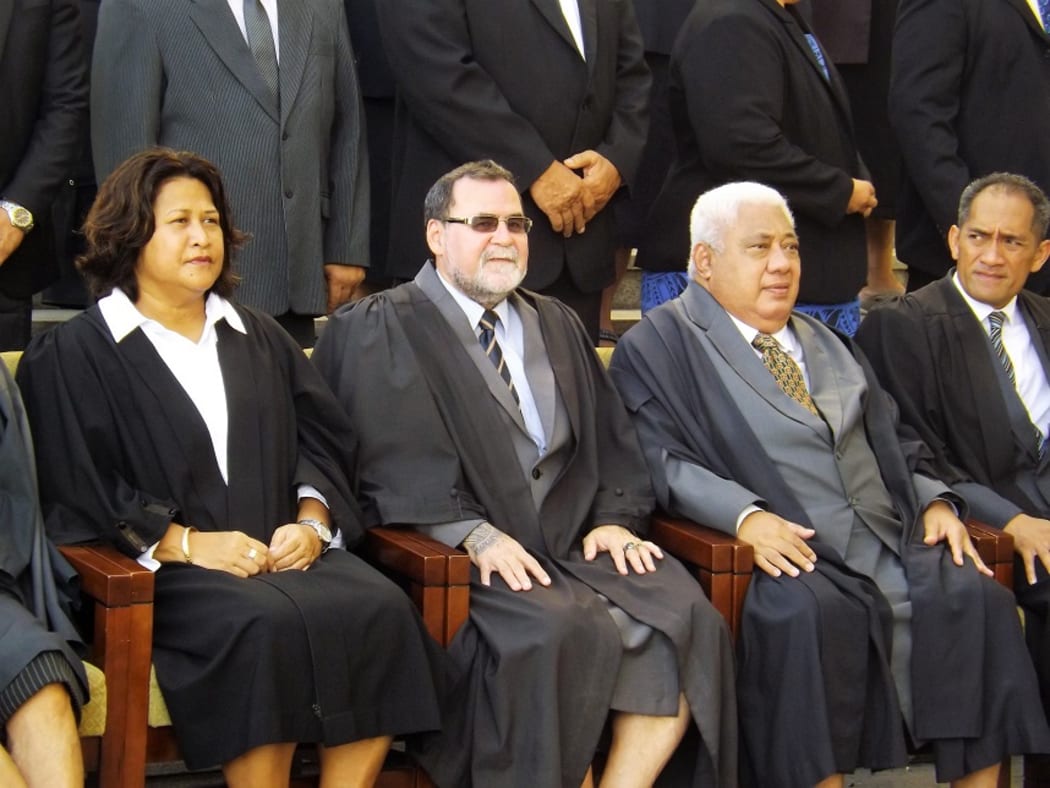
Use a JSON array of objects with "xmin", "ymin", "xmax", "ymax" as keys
[{"xmin": 313, "ymin": 160, "xmax": 736, "ymax": 788}]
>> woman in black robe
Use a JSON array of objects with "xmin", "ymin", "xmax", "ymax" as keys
[{"xmin": 16, "ymin": 148, "xmax": 445, "ymax": 786}]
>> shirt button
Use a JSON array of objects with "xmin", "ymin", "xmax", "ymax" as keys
[
  {"xmin": 284, "ymin": 189, "xmax": 293, "ymax": 199},
  {"xmin": 532, "ymin": 468, "xmax": 542, "ymax": 480}
]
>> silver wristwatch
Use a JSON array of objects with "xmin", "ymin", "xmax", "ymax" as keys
[
  {"xmin": 298, "ymin": 518, "xmax": 333, "ymax": 551},
  {"xmin": 0, "ymin": 200, "xmax": 33, "ymax": 233}
]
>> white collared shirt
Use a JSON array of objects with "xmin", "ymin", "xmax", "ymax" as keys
[
  {"xmin": 558, "ymin": 0, "xmax": 586, "ymax": 59},
  {"xmin": 226, "ymin": 0, "xmax": 280, "ymax": 62},
  {"xmin": 435, "ymin": 271, "xmax": 548, "ymax": 454},
  {"xmin": 98, "ymin": 289, "xmax": 333, "ymax": 569},
  {"xmin": 952, "ymin": 272, "xmax": 1050, "ymax": 439}
]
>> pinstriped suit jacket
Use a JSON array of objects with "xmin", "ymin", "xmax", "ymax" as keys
[{"xmin": 90, "ymin": 0, "xmax": 369, "ymax": 316}]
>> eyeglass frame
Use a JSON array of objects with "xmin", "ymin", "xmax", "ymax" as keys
[{"xmin": 442, "ymin": 214, "xmax": 534, "ymax": 234}]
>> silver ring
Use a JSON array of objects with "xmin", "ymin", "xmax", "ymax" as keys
[
  {"xmin": 247, "ymin": 547, "xmax": 258, "ymax": 560},
  {"xmin": 623, "ymin": 541, "xmax": 637, "ymax": 552}
]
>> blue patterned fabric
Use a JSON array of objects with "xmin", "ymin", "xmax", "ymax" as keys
[
  {"xmin": 641, "ymin": 271, "xmax": 690, "ymax": 314},
  {"xmin": 794, "ymin": 299, "xmax": 861, "ymax": 336},
  {"xmin": 641, "ymin": 271, "xmax": 860, "ymax": 335}
]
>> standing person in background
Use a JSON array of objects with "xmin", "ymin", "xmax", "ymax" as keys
[
  {"xmin": 344, "ymin": 0, "xmax": 397, "ymax": 296},
  {"xmin": 91, "ymin": 0, "xmax": 370, "ymax": 347},
  {"xmin": 809, "ymin": 0, "xmax": 904, "ymax": 308},
  {"xmin": 375, "ymin": 0, "xmax": 650, "ymax": 342},
  {"xmin": 0, "ymin": 0, "xmax": 88, "ymax": 349},
  {"xmin": 637, "ymin": 0, "xmax": 875, "ymax": 335},
  {"xmin": 890, "ymin": 0, "xmax": 1050, "ymax": 293},
  {"xmin": 611, "ymin": 0, "xmax": 696, "ymax": 334}
]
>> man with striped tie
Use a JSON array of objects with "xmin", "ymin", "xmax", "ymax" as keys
[
  {"xmin": 858, "ymin": 172, "xmax": 1050, "ymax": 739},
  {"xmin": 313, "ymin": 160, "xmax": 737, "ymax": 788}
]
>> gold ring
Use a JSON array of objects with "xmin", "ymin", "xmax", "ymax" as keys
[{"xmin": 247, "ymin": 548, "xmax": 258, "ymax": 560}]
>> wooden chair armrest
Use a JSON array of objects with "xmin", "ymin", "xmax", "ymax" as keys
[
  {"xmin": 650, "ymin": 512, "xmax": 754, "ymax": 640},
  {"xmin": 362, "ymin": 527, "xmax": 471, "ymax": 646},
  {"xmin": 59, "ymin": 544, "xmax": 154, "ymax": 788},
  {"xmin": 964, "ymin": 520, "xmax": 1015, "ymax": 589},
  {"xmin": 59, "ymin": 544, "xmax": 155, "ymax": 607}
]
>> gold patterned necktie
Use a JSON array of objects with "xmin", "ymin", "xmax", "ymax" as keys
[{"xmin": 752, "ymin": 333, "xmax": 821, "ymax": 418}]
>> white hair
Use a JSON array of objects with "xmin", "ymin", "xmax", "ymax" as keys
[{"xmin": 686, "ymin": 182, "xmax": 795, "ymax": 278}]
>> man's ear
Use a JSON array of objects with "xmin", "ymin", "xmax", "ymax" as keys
[
  {"xmin": 947, "ymin": 225, "xmax": 961, "ymax": 261},
  {"xmin": 1032, "ymin": 238, "xmax": 1050, "ymax": 274},
  {"xmin": 426, "ymin": 219, "xmax": 445, "ymax": 258},
  {"xmin": 691, "ymin": 242, "xmax": 713, "ymax": 282}
]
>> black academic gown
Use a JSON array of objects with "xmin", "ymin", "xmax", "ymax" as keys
[
  {"xmin": 17, "ymin": 304, "xmax": 445, "ymax": 769},
  {"xmin": 857, "ymin": 275, "xmax": 1050, "ymax": 713},
  {"xmin": 0, "ymin": 363, "xmax": 86, "ymax": 715},
  {"xmin": 313, "ymin": 280, "xmax": 737, "ymax": 788},
  {"xmin": 610, "ymin": 292, "xmax": 1050, "ymax": 784}
]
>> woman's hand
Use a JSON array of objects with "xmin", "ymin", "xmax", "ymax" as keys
[
  {"xmin": 187, "ymin": 530, "xmax": 270, "ymax": 577},
  {"xmin": 268, "ymin": 523, "xmax": 322, "ymax": 572}
]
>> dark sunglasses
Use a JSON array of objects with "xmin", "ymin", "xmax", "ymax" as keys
[{"xmin": 442, "ymin": 214, "xmax": 534, "ymax": 234}]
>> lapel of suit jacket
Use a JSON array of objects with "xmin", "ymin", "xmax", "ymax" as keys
[
  {"xmin": 578, "ymin": 0, "xmax": 598, "ymax": 76},
  {"xmin": 277, "ymin": 0, "xmax": 310, "ymax": 126},
  {"xmin": 681, "ymin": 283, "xmax": 826, "ymax": 434},
  {"xmin": 0, "ymin": 1, "xmax": 13, "ymax": 67},
  {"xmin": 189, "ymin": 0, "xmax": 280, "ymax": 122},
  {"xmin": 792, "ymin": 315, "xmax": 846, "ymax": 442},
  {"xmin": 938, "ymin": 276, "xmax": 1027, "ymax": 468},
  {"xmin": 414, "ymin": 264, "xmax": 532, "ymax": 435},
  {"xmin": 1002, "ymin": 0, "xmax": 1050, "ymax": 43},
  {"xmin": 116, "ymin": 328, "xmax": 230, "ymax": 525},
  {"xmin": 763, "ymin": 0, "xmax": 854, "ymax": 126},
  {"xmin": 513, "ymin": 292, "xmax": 558, "ymax": 447},
  {"xmin": 530, "ymin": 0, "xmax": 588, "ymax": 62}
]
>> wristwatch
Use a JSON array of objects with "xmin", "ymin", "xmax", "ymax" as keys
[
  {"xmin": 0, "ymin": 200, "xmax": 33, "ymax": 233},
  {"xmin": 298, "ymin": 518, "xmax": 333, "ymax": 551}
]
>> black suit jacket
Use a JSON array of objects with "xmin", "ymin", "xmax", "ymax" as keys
[
  {"xmin": 890, "ymin": 0, "xmax": 1050, "ymax": 285},
  {"xmin": 638, "ymin": 0, "xmax": 868, "ymax": 303},
  {"xmin": 375, "ymin": 0, "xmax": 650, "ymax": 290},
  {"xmin": 857, "ymin": 276, "xmax": 1050, "ymax": 528},
  {"xmin": 0, "ymin": 0, "xmax": 87, "ymax": 298}
]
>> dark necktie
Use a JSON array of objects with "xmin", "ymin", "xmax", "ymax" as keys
[
  {"xmin": 752, "ymin": 333, "xmax": 821, "ymax": 418},
  {"xmin": 478, "ymin": 310, "xmax": 520, "ymax": 406},
  {"xmin": 988, "ymin": 311, "xmax": 1045, "ymax": 458},
  {"xmin": 804, "ymin": 33, "xmax": 830, "ymax": 81},
  {"xmin": 244, "ymin": 0, "xmax": 279, "ymax": 101}
]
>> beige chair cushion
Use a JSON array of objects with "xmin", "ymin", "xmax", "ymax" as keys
[
  {"xmin": 78, "ymin": 661, "xmax": 106, "ymax": 736},
  {"xmin": 147, "ymin": 666, "xmax": 171, "ymax": 727}
]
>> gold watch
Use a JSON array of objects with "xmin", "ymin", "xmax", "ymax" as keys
[{"xmin": 0, "ymin": 200, "xmax": 33, "ymax": 233}]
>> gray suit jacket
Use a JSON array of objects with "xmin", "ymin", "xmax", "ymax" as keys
[
  {"xmin": 91, "ymin": 0, "xmax": 368, "ymax": 316},
  {"xmin": 633, "ymin": 284, "xmax": 947, "ymax": 555}
]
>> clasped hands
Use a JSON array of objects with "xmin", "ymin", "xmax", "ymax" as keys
[
  {"xmin": 185, "ymin": 523, "xmax": 323, "ymax": 577},
  {"xmin": 462, "ymin": 522, "xmax": 663, "ymax": 592},
  {"xmin": 739, "ymin": 500, "xmax": 992, "ymax": 579},
  {"xmin": 529, "ymin": 152, "xmax": 621, "ymax": 238}
]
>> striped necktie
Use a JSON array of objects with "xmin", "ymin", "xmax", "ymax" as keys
[
  {"xmin": 478, "ymin": 310, "xmax": 520, "ymax": 406},
  {"xmin": 244, "ymin": 0, "xmax": 279, "ymax": 102},
  {"xmin": 988, "ymin": 311, "xmax": 1045, "ymax": 458},
  {"xmin": 752, "ymin": 333, "xmax": 821, "ymax": 418}
]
